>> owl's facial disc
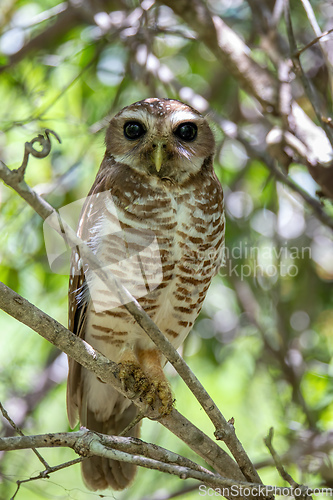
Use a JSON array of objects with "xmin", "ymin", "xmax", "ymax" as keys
[{"xmin": 106, "ymin": 98, "xmax": 216, "ymax": 183}]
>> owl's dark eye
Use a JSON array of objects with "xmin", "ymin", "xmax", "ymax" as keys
[
  {"xmin": 124, "ymin": 121, "xmax": 146, "ymax": 140},
  {"xmin": 174, "ymin": 122, "xmax": 197, "ymax": 142}
]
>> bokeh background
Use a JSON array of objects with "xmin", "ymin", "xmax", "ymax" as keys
[{"xmin": 0, "ymin": 0, "xmax": 333, "ymax": 499}]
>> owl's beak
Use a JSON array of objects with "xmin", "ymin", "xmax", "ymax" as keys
[{"xmin": 151, "ymin": 143, "xmax": 166, "ymax": 172}]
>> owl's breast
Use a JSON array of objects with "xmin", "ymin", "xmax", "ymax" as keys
[
  {"xmin": 107, "ymin": 177, "xmax": 224, "ymax": 347},
  {"xmin": 83, "ymin": 173, "xmax": 224, "ymax": 358}
]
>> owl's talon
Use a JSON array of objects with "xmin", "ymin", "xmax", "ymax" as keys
[{"xmin": 154, "ymin": 380, "xmax": 174, "ymax": 415}]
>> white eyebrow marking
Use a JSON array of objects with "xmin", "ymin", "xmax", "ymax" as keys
[
  {"xmin": 118, "ymin": 109, "xmax": 151, "ymax": 122},
  {"xmin": 170, "ymin": 110, "xmax": 200, "ymax": 125}
]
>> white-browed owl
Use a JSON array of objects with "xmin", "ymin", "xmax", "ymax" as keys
[{"xmin": 67, "ymin": 98, "xmax": 225, "ymax": 490}]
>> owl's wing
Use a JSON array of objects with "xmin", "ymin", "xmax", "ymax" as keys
[
  {"xmin": 66, "ymin": 247, "xmax": 88, "ymax": 428},
  {"xmin": 66, "ymin": 158, "xmax": 114, "ymax": 427}
]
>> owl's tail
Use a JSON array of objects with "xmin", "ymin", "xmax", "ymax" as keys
[{"xmin": 81, "ymin": 402, "xmax": 140, "ymax": 491}]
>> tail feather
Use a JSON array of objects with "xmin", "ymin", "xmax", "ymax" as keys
[{"xmin": 81, "ymin": 402, "xmax": 140, "ymax": 491}]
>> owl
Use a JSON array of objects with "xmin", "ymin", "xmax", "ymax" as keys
[{"xmin": 66, "ymin": 98, "xmax": 225, "ymax": 491}]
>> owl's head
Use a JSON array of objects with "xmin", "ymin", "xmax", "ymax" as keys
[{"xmin": 105, "ymin": 98, "xmax": 215, "ymax": 183}]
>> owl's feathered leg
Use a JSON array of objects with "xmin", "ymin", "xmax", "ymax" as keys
[
  {"xmin": 118, "ymin": 348, "xmax": 173, "ymax": 415},
  {"xmin": 137, "ymin": 348, "xmax": 174, "ymax": 415}
]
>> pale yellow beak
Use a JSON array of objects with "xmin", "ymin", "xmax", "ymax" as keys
[{"xmin": 151, "ymin": 143, "xmax": 166, "ymax": 172}]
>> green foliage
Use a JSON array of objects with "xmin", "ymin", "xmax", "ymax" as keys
[{"xmin": 0, "ymin": 0, "xmax": 333, "ymax": 499}]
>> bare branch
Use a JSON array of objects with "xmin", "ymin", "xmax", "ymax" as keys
[
  {"xmin": 296, "ymin": 28, "xmax": 333, "ymax": 57},
  {"xmin": 0, "ymin": 430, "xmax": 250, "ymax": 492}
]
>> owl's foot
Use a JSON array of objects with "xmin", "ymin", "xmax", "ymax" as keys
[
  {"xmin": 118, "ymin": 362, "xmax": 151, "ymax": 399},
  {"xmin": 118, "ymin": 361, "xmax": 174, "ymax": 415}
]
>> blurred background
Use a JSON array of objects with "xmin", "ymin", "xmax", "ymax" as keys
[{"xmin": 0, "ymin": 0, "xmax": 333, "ymax": 499}]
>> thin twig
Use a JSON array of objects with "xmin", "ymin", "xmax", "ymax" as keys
[
  {"xmin": 0, "ymin": 401, "xmax": 49, "ymax": 469},
  {"xmin": 264, "ymin": 428, "xmax": 297, "ymax": 487},
  {"xmin": 299, "ymin": 0, "xmax": 333, "ymax": 101},
  {"xmin": 264, "ymin": 428, "xmax": 313, "ymax": 500},
  {"xmin": 295, "ymin": 27, "xmax": 333, "ymax": 57},
  {"xmin": 14, "ymin": 129, "xmax": 61, "ymax": 180},
  {"xmin": 118, "ymin": 411, "xmax": 145, "ymax": 437},
  {"xmin": 10, "ymin": 457, "xmax": 83, "ymax": 500}
]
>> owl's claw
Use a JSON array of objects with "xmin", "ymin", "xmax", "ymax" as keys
[{"xmin": 153, "ymin": 380, "xmax": 174, "ymax": 415}]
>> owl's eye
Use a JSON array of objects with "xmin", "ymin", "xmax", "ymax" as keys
[
  {"xmin": 174, "ymin": 122, "xmax": 198, "ymax": 142},
  {"xmin": 124, "ymin": 121, "xmax": 146, "ymax": 140}
]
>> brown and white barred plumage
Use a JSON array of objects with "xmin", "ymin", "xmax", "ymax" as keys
[{"xmin": 66, "ymin": 98, "xmax": 225, "ymax": 491}]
